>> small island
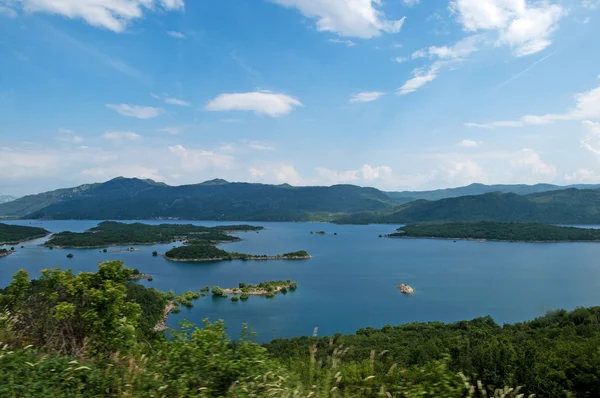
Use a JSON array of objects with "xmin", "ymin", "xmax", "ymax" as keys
[
  {"xmin": 0, "ymin": 223, "xmax": 50, "ymax": 245},
  {"xmin": 212, "ymin": 280, "xmax": 297, "ymax": 299},
  {"xmin": 164, "ymin": 245, "xmax": 310, "ymax": 262},
  {"xmin": 310, "ymin": 231, "xmax": 326, "ymax": 235},
  {"xmin": 43, "ymin": 221, "xmax": 263, "ymax": 248},
  {"xmin": 0, "ymin": 248, "xmax": 13, "ymax": 258},
  {"xmin": 388, "ymin": 222, "xmax": 600, "ymax": 243},
  {"xmin": 397, "ymin": 284, "xmax": 415, "ymax": 295}
]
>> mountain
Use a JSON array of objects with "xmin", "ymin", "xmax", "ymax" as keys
[
  {"xmin": 0, "ymin": 195, "xmax": 17, "ymax": 204},
  {"xmin": 336, "ymin": 188, "xmax": 600, "ymax": 224},
  {"xmin": 385, "ymin": 183, "xmax": 600, "ymax": 203},
  {"xmin": 0, "ymin": 177, "xmax": 396, "ymax": 221}
]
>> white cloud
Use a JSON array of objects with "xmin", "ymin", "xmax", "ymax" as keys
[
  {"xmin": 328, "ymin": 38, "xmax": 356, "ymax": 47},
  {"xmin": 269, "ymin": 0, "xmax": 406, "ymax": 38},
  {"xmin": 403, "ymin": 0, "xmax": 420, "ymax": 6},
  {"xmin": 205, "ymin": 91, "xmax": 303, "ymax": 117},
  {"xmin": 458, "ymin": 139, "xmax": 479, "ymax": 147},
  {"xmin": 397, "ymin": 66, "xmax": 439, "ymax": 95},
  {"xmin": 395, "ymin": 56, "xmax": 407, "ymax": 63},
  {"xmin": 103, "ymin": 131, "xmax": 142, "ymax": 141},
  {"xmin": 0, "ymin": 4, "xmax": 17, "ymax": 17},
  {"xmin": 249, "ymin": 164, "xmax": 304, "ymax": 185},
  {"xmin": 466, "ymin": 84, "xmax": 600, "ymax": 128},
  {"xmin": 426, "ymin": 34, "xmax": 481, "ymax": 59},
  {"xmin": 444, "ymin": 160, "xmax": 486, "ymax": 183},
  {"xmin": 510, "ymin": 148, "xmax": 556, "ymax": 177},
  {"xmin": 56, "ymin": 128, "xmax": 84, "ymax": 144},
  {"xmin": 164, "ymin": 97, "xmax": 191, "ymax": 106},
  {"xmin": 248, "ymin": 142, "xmax": 275, "ymax": 151},
  {"xmin": 167, "ymin": 30, "xmax": 186, "ymax": 39},
  {"xmin": 168, "ymin": 144, "xmax": 235, "ymax": 171},
  {"xmin": 106, "ymin": 104, "xmax": 165, "ymax": 119},
  {"xmin": 158, "ymin": 127, "xmax": 183, "ymax": 135},
  {"xmin": 581, "ymin": 120, "xmax": 600, "ymax": 156},
  {"xmin": 7, "ymin": 0, "xmax": 184, "ymax": 33},
  {"xmin": 449, "ymin": 0, "xmax": 566, "ymax": 56},
  {"xmin": 315, "ymin": 164, "xmax": 392, "ymax": 184},
  {"xmin": 583, "ymin": 0, "xmax": 600, "ymax": 9},
  {"xmin": 564, "ymin": 168, "xmax": 600, "ymax": 183},
  {"xmin": 411, "ymin": 49, "xmax": 427, "ymax": 59},
  {"xmin": 349, "ymin": 91, "xmax": 386, "ymax": 103}
]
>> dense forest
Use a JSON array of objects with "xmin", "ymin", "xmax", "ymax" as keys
[
  {"xmin": 164, "ymin": 244, "xmax": 311, "ymax": 261},
  {"xmin": 335, "ymin": 189, "xmax": 600, "ymax": 225},
  {"xmin": 44, "ymin": 221, "xmax": 261, "ymax": 248},
  {"xmin": 0, "ymin": 222, "xmax": 49, "ymax": 244},
  {"xmin": 0, "ymin": 261, "xmax": 599, "ymax": 396},
  {"xmin": 390, "ymin": 222, "xmax": 600, "ymax": 242}
]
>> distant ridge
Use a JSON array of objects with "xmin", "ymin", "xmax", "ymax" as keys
[
  {"xmin": 0, "ymin": 195, "xmax": 17, "ymax": 204},
  {"xmin": 386, "ymin": 182, "xmax": 600, "ymax": 203},
  {"xmin": 0, "ymin": 177, "xmax": 395, "ymax": 221}
]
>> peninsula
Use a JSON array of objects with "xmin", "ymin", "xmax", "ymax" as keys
[
  {"xmin": 388, "ymin": 221, "xmax": 600, "ymax": 242},
  {"xmin": 0, "ymin": 223, "xmax": 50, "ymax": 245},
  {"xmin": 0, "ymin": 248, "xmax": 13, "ymax": 258},
  {"xmin": 43, "ymin": 221, "xmax": 262, "ymax": 248}
]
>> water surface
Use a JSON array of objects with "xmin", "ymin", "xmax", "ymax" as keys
[{"xmin": 3, "ymin": 220, "xmax": 600, "ymax": 342}]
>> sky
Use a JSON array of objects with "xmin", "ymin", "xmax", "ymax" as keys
[{"xmin": 1, "ymin": 0, "xmax": 600, "ymax": 196}]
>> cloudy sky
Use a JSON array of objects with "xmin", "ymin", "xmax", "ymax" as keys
[{"xmin": 1, "ymin": 0, "xmax": 599, "ymax": 196}]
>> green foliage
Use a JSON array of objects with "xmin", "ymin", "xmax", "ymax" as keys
[
  {"xmin": 231, "ymin": 295, "xmax": 240, "ymax": 302},
  {"xmin": 66, "ymin": 253, "xmax": 73, "ymax": 258},
  {"xmin": 240, "ymin": 293, "xmax": 249, "ymax": 301},
  {"xmin": 166, "ymin": 244, "xmax": 229, "ymax": 260},
  {"xmin": 282, "ymin": 250, "xmax": 310, "ymax": 258},
  {"xmin": 44, "ymin": 221, "xmax": 259, "ymax": 248},
  {"xmin": 239, "ymin": 282, "xmax": 246, "ymax": 288},
  {"xmin": 152, "ymin": 250, "xmax": 158, "ymax": 256},
  {"xmin": 211, "ymin": 286, "xmax": 224, "ymax": 296},
  {"xmin": 201, "ymin": 285, "xmax": 210, "ymax": 292},
  {"xmin": 0, "ymin": 223, "xmax": 49, "ymax": 244},
  {"xmin": 391, "ymin": 222, "xmax": 600, "ymax": 242},
  {"xmin": 125, "ymin": 282, "xmax": 168, "ymax": 341},
  {"xmin": 0, "ymin": 261, "xmax": 139, "ymax": 357}
]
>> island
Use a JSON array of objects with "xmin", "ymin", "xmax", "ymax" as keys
[
  {"xmin": 388, "ymin": 221, "xmax": 600, "ymax": 242},
  {"xmin": 0, "ymin": 248, "xmax": 13, "ymax": 258},
  {"xmin": 0, "ymin": 223, "xmax": 50, "ymax": 245},
  {"xmin": 43, "ymin": 221, "xmax": 263, "ymax": 248},
  {"xmin": 164, "ymin": 245, "xmax": 310, "ymax": 262},
  {"xmin": 310, "ymin": 231, "xmax": 326, "ymax": 235},
  {"xmin": 397, "ymin": 284, "xmax": 415, "ymax": 295},
  {"xmin": 212, "ymin": 280, "xmax": 297, "ymax": 300}
]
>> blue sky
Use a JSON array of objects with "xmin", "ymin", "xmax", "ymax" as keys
[{"xmin": 1, "ymin": 0, "xmax": 599, "ymax": 196}]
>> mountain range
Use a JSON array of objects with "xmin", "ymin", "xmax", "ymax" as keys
[{"xmin": 2, "ymin": 177, "xmax": 600, "ymax": 224}]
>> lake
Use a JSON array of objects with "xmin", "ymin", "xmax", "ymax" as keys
[{"xmin": 2, "ymin": 219, "xmax": 600, "ymax": 343}]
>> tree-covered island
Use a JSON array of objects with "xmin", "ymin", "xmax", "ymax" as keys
[
  {"xmin": 389, "ymin": 221, "xmax": 600, "ymax": 242},
  {"xmin": 43, "ymin": 221, "xmax": 263, "ymax": 248},
  {"xmin": 164, "ymin": 245, "xmax": 310, "ymax": 262},
  {"xmin": 0, "ymin": 222, "xmax": 50, "ymax": 245}
]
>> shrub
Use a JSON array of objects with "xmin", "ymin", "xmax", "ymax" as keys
[
  {"xmin": 152, "ymin": 251, "xmax": 158, "ymax": 257},
  {"xmin": 66, "ymin": 253, "xmax": 73, "ymax": 258},
  {"xmin": 231, "ymin": 296, "xmax": 240, "ymax": 302},
  {"xmin": 211, "ymin": 286, "xmax": 224, "ymax": 296},
  {"xmin": 240, "ymin": 293, "xmax": 249, "ymax": 301}
]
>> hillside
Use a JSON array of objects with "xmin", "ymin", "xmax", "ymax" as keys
[
  {"xmin": 386, "ymin": 182, "xmax": 600, "ymax": 203},
  {"xmin": 336, "ymin": 188, "xmax": 600, "ymax": 224},
  {"xmin": 0, "ymin": 195, "xmax": 16, "ymax": 204},
  {"xmin": 0, "ymin": 177, "xmax": 396, "ymax": 221}
]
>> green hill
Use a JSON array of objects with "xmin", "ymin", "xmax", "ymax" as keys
[
  {"xmin": 336, "ymin": 189, "xmax": 600, "ymax": 224},
  {"xmin": 0, "ymin": 177, "xmax": 396, "ymax": 221}
]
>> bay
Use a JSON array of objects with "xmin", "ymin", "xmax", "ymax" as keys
[{"xmin": 2, "ymin": 220, "xmax": 600, "ymax": 343}]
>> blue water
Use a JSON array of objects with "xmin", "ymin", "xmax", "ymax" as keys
[{"xmin": 3, "ymin": 220, "xmax": 600, "ymax": 342}]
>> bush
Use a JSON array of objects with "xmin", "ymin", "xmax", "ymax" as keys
[
  {"xmin": 211, "ymin": 286, "xmax": 224, "ymax": 296},
  {"xmin": 240, "ymin": 293, "xmax": 249, "ymax": 301},
  {"xmin": 103, "ymin": 248, "xmax": 107, "ymax": 253},
  {"xmin": 201, "ymin": 285, "xmax": 210, "ymax": 292},
  {"xmin": 266, "ymin": 292, "xmax": 275, "ymax": 298},
  {"xmin": 231, "ymin": 296, "xmax": 240, "ymax": 302},
  {"xmin": 239, "ymin": 282, "xmax": 246, "ymax": 289},
  {"xmin": 152, "ymin": 250, "xmax": 158, "ymax": 257},
  {"xmin": 66, "ymin": 253, "xmax": 73, "ymax": 258}
]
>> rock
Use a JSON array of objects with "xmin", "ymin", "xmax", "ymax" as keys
[{"xmin": 397, "ymin": 283, "xmax": 415, "ymax": 295}]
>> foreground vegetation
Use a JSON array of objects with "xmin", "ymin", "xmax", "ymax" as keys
[
  {"xmin": 390, "ymin": 222, "xmax": 600, "ymax": 242},
  {"xmin": 1, "ymin": 261, "xmax": 599, "ymax": 396},
  {"xmin": 0, "ymin": 222, "xmax": 49, "ymax": 244},
  {"xmin": 44, "ymin": 221, "xmax": 261, "ymax": 248}
]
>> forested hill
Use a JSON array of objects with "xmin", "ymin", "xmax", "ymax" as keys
[
  {"xmin": 335, "ymin": 188, "xmax": 600, "ymax": 224},
  {"xmin": 386, "ymin": 182, "xmax": 600, "ymax": 203},
  {"xmin": 0, "ymin": 177, "xmax": 396, "ymax": 221}
]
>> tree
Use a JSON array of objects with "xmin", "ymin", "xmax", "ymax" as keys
[
  {"xmin": 152, "ymin": 250, "xmax": 158, "ymax": 257},
  {"xmin": 231, "ymin": 296, "xmax": 240, "ymax": 302},
  {"xmin": 66, "ymin": 253, "xmax": 73, "ymax": 258},
  {"xmin": 211, "ymin": 286, "xmax": 224, "ymax": 296}
]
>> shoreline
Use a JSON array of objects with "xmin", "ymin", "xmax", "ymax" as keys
[
  {"xmin": 128, "ymin": 273, "xmax": 153, "ymax": 280},
  {"xmin": 153, "ymin": 302, "xmax": 175, "ymax": 332},
  {"xmin": 387, "ymin": 235, "xmax": 600, "ymax": 243},
  {"xmin": 222, "ymin": 284, "xmax": 293, "ymax": 295},
  {"xmin": 164, "ymin": 255, "xmax": 311, "ymax": 262},
  {"xmin": 1, "ymin": 232, "xmax": 51, "ymax": 246},
  {"xmin": 43, "ymin": 238, "xmax": 241, "ymax": 250},
  {"xmin": 0, "ymin": 251, "xmax": 13, "ymax": 258}
]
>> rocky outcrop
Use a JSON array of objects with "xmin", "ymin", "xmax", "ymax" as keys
[
  {"xmin": 397, "ymin": 284, "xmax": 415, "ymax": 295},
  {"xmin": 153, "ymin": 302, "xmax": 175, "ymax": 332}
]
